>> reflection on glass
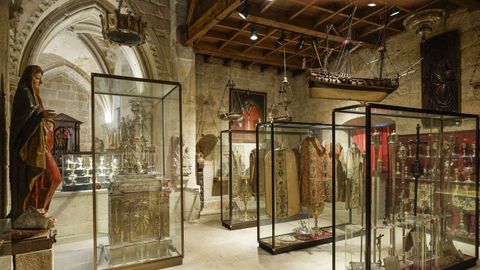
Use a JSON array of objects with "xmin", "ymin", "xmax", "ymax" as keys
[{"xmin": 333, "ymin": 104, "xmax": 478, "ymax": 270}]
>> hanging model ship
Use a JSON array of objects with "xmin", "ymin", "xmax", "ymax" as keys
[{"xmin": 306, "ymin": 7, "xmax": 400, "ymax": 102}]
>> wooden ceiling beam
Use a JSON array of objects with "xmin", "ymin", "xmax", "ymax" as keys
[
  {"xmin": 260, "ymin": 0, "xmax": 275, "ymax": 13},
  {"xmin": 357, "ymin": 0, "xmax": 440, "ymax": 39},
  {"xmin": 263, "ymin": 33, "xmax": 300, "ymax": 58},
  {"xmin": 219, "ymin": 22, "xmax": 250, "ymax": 50},
  {"xmin": 194, "ymin": 41, "xmax": 303, "ymax": 70},
  {"xmin": 242, "ymin": 4, "xmax": 375, "ymax": 48},
  {"xmin": 217, "ymin": 22, "xmax": 323, "ymax": 50},
  {"xmin": 298, "ymin": 1, "xmax": 401, "ymax": 33},
  {"xmin": 314, "ymin": 3, "xmax": 353, "ymax": 28},
  {"xmin": 185, "ymin": 0, "xmax": 242, "ymax": 45},
  {"xmin": 204, "ymin": 31, "xmax": 313, "ymax": 58},
  {"xmin": 187, "ymin": 0, "xmax": 197, "ymax": 26},
  {"xmin": 288, "ymin": 0, "xmax": 320, "ymax": 21},
  {"xmin": 241, "ymin": 28, "xmax": 277, "ymax": 54},
  {"xmin": 337, "ymin": 7, "xmax": 402, "ymax": 34}
]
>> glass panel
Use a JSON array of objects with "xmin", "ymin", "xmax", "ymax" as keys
[
  {"xmin": 93, "ymin": 75, "xmax": 182, "ymax": 269},
  {"xmin": 257, "ymin": 123, "xmax": 272, "ymax": 247},
  {"xmin": 221, "ymin": 130, "xmax": 257, "ymax": 229},
  {"xmin": 220, "ymin": 131, "xmax": 230, "ymax": 226},
  {"xmin": 334, "ymin": 104, "xmax": 478, "ymax": 270},
  {"xmin": 230, "ymin": 131, "xmax": 256, "ymax": 227},
  {"xmin": 163, "ymin": 85, "xmax": 182, "ymax": 257},
  {"xmin": 257, "ymin": 122, "xmax": 334, "ymax": 254},
  {"xmin": 334, "ymin": 110, "xmax": 367, "ymax": 269}
]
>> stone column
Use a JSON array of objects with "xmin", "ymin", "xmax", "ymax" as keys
[
  {"xmin": 170, "ymin": 0, "xmax": 198, "ymax": 218},
  {"xmin": 0, "ymin": 0, "xmax": 10, "ymax": 218}
]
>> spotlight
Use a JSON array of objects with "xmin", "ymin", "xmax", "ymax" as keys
[
  {"xmin": 276, "ymin": 31, "xmax": 285, "ymax": 46},
  {"xmin": 367, "ymin": 2, "xmax": 376, "ymax": 7},
  {"xmin": 250, "ymin": 25, "xmax": 258, "ymax": 41},
  {"xmin": 297, "ymin": 35, "xmax": 305, "ymax": 50},
  {"xmin": 238, "ymin": 1, "xmax": 248, "ymax": 20},
  {"xmin": 389, "ymin": 7, "xmax": 400, "ymax": 16}
]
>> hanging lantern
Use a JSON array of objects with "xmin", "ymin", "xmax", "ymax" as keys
[
  {"xmin": 100, "ymin": 0, "xmax": 147, "ymax": 46},
  {"xmin": 217, "ymin": 66, "xmax": 242, "ymax": 121},
  {"xmin": 268, "ymin": 47, "xmax": 293, "ymax": 122}
]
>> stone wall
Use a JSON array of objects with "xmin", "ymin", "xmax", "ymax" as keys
[
  {"xmin": 195, "ymin": 56, "xmax": 291, "ymax": 213},
  {"xmin": 42, "ymin": 73, "xmax": 91, "ymax": 150}
]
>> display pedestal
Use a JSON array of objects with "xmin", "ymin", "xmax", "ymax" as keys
[
  {"xmin": 13, "ymin": 235, "xmax": 53, "ymax": 270},
  {"xmin": 104, "ymin": 175, "xmax": 172, "ymax": 268}
]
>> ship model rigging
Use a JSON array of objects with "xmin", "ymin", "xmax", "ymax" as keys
[{"xmin": 306, "ymin": 7, "xmax": 401, "ymax": 102}]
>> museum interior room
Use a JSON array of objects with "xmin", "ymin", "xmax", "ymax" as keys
[{"xmin": 1, "ymin": 0, "xmax": 480, "ymax": 269}]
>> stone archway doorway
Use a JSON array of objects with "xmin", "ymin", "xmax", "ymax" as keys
[{"xmin": 8, "ymin": 1, "xmax": 153, "ymax": 269}]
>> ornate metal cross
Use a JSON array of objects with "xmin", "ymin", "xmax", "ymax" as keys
[{"xmin": 408, "ymin": 124, "xmax": 427, "ymax": 216}]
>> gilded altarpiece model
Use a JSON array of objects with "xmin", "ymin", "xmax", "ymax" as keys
[
  {"xmin": 333, "ymin": 104, "xmax": 478, "ymax": 270},
  {"xmin": 256, "ymin": 121, "xmax": 352, "ymax": 254},
  {"xmin": 92, "ymin": 74, "xmax": 183, "ymax": 270}
]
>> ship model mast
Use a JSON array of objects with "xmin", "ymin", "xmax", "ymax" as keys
[{"xmin": 306, "ymin": 7, "xmax": 399, "ymax": 102}]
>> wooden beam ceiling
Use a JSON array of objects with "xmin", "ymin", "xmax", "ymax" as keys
[
  {"xmin": 244, "ymin": 3, "xmax": 375, "ymax": 48},
  {"xmin": 194, "ymin": 41, "xmax": 303, "ymax": 69},
  {"xmin": 185, "ymin": 0, "xmax": 242, "ymax": 45},
  {"xmin": 185, "ymin": 0, "xmax": 461, "ymax": 71}
]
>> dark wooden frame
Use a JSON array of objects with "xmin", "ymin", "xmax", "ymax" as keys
[
  {"xmin": 421, "ymin": 30, "xmax": 461, "ymax": 113},
  {"xmin": 229, "ymin": 88, "xmax": 266, "ymax": 132}
]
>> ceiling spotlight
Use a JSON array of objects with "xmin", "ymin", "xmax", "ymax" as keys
[
  {"xmin": 276, "ymin": 31, "xmax": 285, "ymax": 46},
  {"xmin": 297, "ymin": 35, "xmax": 305, "ymax": 50},
  {"xmin": 367, "ymin": 3, "xmax": 377, "ymax": 7},
  {"xmin": 389, "ymin": 7, "xmax": 400, "ymax": 16},
  {"xmin": 250, "ymin": 25, "xmax": 258, "ymax": 41},
  {"xmin": 238, "ymin": 1, "xmax": 248, "ymax": 20}
]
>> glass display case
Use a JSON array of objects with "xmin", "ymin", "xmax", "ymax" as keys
[
  {"xmin": 332, "ymin": 103, "xmax": 479, "ymax": 270},
  {"xmin": 92, "ymin": 73, "xmax": 183, "ymax": 270},
  {"xmin": 256, "ymin": 121, "xmax": 337, "ymax": 254},
  {"xmin": 220, "ymin": 129, "xmax": 257, "ymax": 230},
  {"xmin": 61, "ymin": 152, "xmax": 112, "ymax": 191}
]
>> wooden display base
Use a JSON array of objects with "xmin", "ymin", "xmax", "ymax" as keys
[
  {"xmin": 222, "ymin": 219, "xmax": 256, "ymax": 230},
  {"xmin": 259, "ymin": 230, "xmax": 333, "ymax": 255}
]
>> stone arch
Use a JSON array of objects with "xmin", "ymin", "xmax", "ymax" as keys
[
  {"xmin": 10, "ymin": 0, "xmax": 168, "ymax": 79},
  {"xmin": 43, "ymin": 63, "xmax": 90, "ymax": 91}
]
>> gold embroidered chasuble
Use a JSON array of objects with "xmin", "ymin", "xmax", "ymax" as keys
[
  {"xmin": 300, "ymin": 137, "xmax": 327, "ymax": 214},
  {"xmin": 264, "ymin": 148, "xmax": 300, "ymax": 218},
  {"xmin": 345, "ymin": 143, "xmax": 364, "ymax": 209}
]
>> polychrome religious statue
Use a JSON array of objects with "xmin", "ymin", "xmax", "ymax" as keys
[{"xmin": 9, "ymin": 65, "xmax": 61, "ymax": 230}]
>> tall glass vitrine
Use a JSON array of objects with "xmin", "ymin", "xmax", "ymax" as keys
[
  {"xmin": 256, "ymin": 121, "xmax": 339, "ymax": 254},
  {"xmin": 92, "ymin": 74, "xmax": 183, "ymax": 270},
  {"xmin": 333, "ymin": 103, "xmax": 479, "ymax": 270},
  {"xmin": 220, "ymin": 129, "xmax": 257, "ymax": 230}
]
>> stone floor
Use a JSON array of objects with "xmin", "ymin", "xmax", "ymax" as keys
[
  {"xmin": 170, "ymin": 215, "xmax": 334, "ymax": 270},
  {"xmin": 46, "ymin": 214, "xmax": 480, "ymax": 269}
]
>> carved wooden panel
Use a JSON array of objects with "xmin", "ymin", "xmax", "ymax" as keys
[{"xmin": 421, "ymin": 31, "xmax": 461, "ymax": 113}]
